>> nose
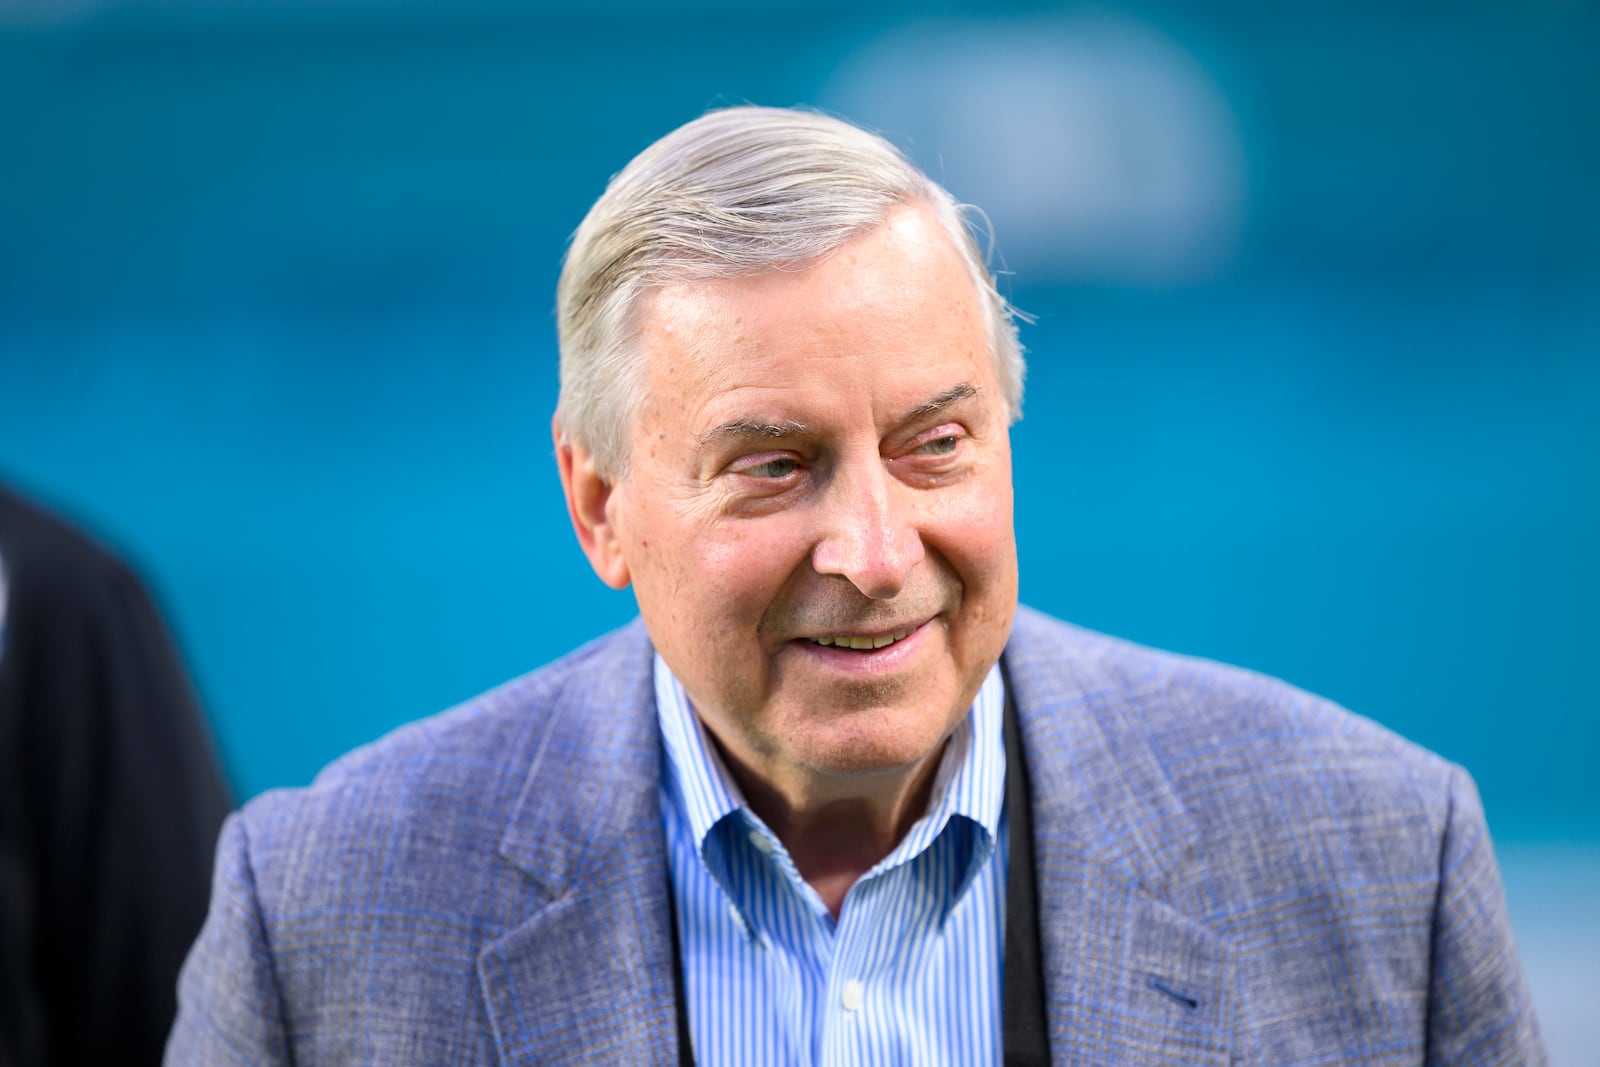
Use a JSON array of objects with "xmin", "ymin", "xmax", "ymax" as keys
[{"xmin": 810, "ymin": 456, "xmax": 925, "ymax": 600}]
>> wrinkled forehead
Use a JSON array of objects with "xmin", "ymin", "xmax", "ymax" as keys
[
  {"xmin": 624, "ymin": 217, "xmax": 998, "ymax": 463},
  {"xmin": 632, "ymin": 202, "xmax": 992, "ymax": 405}
]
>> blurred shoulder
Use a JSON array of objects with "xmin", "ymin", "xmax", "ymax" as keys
[{"xmin": 0, "ymin": 483, "xmax": 152, "ymax": 616}]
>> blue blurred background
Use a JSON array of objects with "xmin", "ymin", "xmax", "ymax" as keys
[{"xmin": 2, "ymin": 0, "xmax": 1595, "ymax": 1056}]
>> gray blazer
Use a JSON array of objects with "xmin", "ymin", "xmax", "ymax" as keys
[{"xmin": 167, "ymin": 607, "xmax": 1544, "ymax": 1064}]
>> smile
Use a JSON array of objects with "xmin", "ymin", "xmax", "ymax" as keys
[{"xmin": 808, "ymin": 627, "xmax": 917, "ymax": 650}]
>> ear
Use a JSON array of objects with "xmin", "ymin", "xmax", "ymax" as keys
[{"xmin": 553, "ymin": 417, "xmax": 631, "ymax": 590}]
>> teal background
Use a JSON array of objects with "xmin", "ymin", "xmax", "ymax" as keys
[{"xmin": 1, "ymin": 1, "xmax": 1595, "ymax": 1054}]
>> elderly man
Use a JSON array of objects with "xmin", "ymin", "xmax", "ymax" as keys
[{"xmin": 168, "ymin": 107, "xmax": 1544, "ymax": 1065}]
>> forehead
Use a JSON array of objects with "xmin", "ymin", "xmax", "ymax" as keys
[{"xmin": 633, "ymin": 202, "xmax": 994, "ymax": 431}]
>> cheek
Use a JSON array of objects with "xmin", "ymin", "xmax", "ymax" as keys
[
  {"xmin": 926, "ymin": 475, "xmax": 1019, "ymax": 625},
  {"xmin": 933, "ymin": 473, "xmax": 1015, "ymax": 562},
  {"xmin": 624, "ymin": 503, "xmax": 798, "ymax": 633},
  {"xmin": 697, "ymin": 521, "xmax": 807, "ymax": 612}
]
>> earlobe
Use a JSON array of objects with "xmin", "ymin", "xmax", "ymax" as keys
[{"xmin": 553, "ymin": 419, "xmax": 632, "ymax": 590}]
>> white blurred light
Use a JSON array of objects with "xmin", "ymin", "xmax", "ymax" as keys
[{"xmin": 823, "ymin": 14, "xmax": 1246, "ymax": 285}]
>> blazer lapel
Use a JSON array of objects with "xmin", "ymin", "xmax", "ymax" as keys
[
  {"xmin": 1006, "ymin": 610, "xmax": 1236, "ymax": 1066},
  {"xmin": 477, "ymin": 623, "xmax": 681, "ymax": 1067},
  {"xmin": 474, "ymin": 610, "xmax": 1239, "ymax": 1065},
  {"xmin": 1029, "ymin": 848, "xmax": 1234, "ymax": 1065}
]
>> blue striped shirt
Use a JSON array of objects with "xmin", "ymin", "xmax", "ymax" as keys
[{"xmin": 655, "ymin": 656, "xmax": 1008, "ymax": 1065}]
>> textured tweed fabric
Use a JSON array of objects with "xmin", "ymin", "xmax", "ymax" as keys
[{"xmin": 166, "ymin": 607, "xmax": 1544, "ymax": 1065}]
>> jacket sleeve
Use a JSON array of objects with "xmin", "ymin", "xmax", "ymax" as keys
[
  {"xmin": 1425, "ymin": 764, "xmax": 1546, "ymax": 1066},
  {"xmin": 165, "ymin": 813, "xmax": 292, "ymax": 1066}
]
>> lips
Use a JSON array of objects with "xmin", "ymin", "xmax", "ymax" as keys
[
  {"xmin": 808, "ymin": 627, "xmax": 918, "ymax": 650},
  {"xmin": 782, "ymin": 618, "xmax": 935, "ymax": 677}
]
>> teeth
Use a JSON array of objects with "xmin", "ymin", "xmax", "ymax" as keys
[{"xmin": 811, "ymin": 628, "xmax": 914, "ymax": 650}]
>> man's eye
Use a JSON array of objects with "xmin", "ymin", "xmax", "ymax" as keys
[
  {"xmin": 741, "ymin": 457, "xmax": 798, "ymax": 479},
  {"xmin": 917, "ymin": 435, "xmax": 960, "ymax": 456}
]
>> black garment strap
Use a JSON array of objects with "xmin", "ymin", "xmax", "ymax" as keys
[
  {"xmin": 668, "ymin": 884, "xmax": 696, "ymax": 1065},
  {"xmin": 1001, "ymin": 668, "xmax": 1052, "ymax": 1065},
  {"xmin": 671, "ymin": 679, "xmax": 1051, "ymax": 1064}
]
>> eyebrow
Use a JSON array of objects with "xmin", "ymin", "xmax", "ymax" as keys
[
  {"xmin": 696, "ymin": 383, "xmax": 981, "ymax": 450},
  {"xmin": 697, "ymin": 417, "xmax": 811, "ymax": 449},
  {"xmin": 901, "ymin": 383, "xmax": 979, "ymax": 423}
]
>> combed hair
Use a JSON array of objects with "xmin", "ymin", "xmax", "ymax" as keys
[{"xmin": 555, "ymin": 105, "xmax": 1025, "ymax": 479}]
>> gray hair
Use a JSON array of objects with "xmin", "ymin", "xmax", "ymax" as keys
[{"xmin": 555, "ymin": 105, "xmax": 1025, "ymax": 480}]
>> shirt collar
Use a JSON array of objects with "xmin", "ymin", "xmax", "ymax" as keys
[
  {"xmin": 654, "ymin": 653, "xmax": 747, "ymax": 849},
  {"xmin": 655, "ymin": 653, "xmax": 1007, "ymax": 908},
  {"xmin": 883, "ymin": 661, "xmax": 1007, "ymax": 874}
]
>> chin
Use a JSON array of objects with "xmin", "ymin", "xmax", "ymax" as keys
[{"xmin": 783, "ymin": 704, "xmax": 961, "ymax": 779}]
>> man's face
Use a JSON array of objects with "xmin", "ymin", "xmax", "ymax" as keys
[{"xmin": 589, "ymin": 200, "xmax": 1018, "ymax": 791}]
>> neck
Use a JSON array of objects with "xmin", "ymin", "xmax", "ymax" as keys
[{"xmin": 716, "ymin": 740, "xmax": 948, "ymax": 918}]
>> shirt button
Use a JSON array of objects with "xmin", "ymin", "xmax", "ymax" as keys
[
  {"xmin": 841, "ymin": 979, "xmax": 865, "ymax": 1012},
  {"xmin": 747, "ymin": 830, "xmax": 775, "ymax": 854}
]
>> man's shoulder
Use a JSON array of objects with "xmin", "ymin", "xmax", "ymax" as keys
[
  {"xmin": 1005, "ymin": 604, "xmax": 1459, "ymax": 856},
  {"xmin": 235, "ymin": 619, "xmax": 656, "ymax": 898},
  {"xmin": 1008, "ymin": 604, "xmax": 1447, "ymax": 774}
]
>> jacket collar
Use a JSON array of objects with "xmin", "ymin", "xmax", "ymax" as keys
[
  {"xmin": 495, "ymin": 620, "xmax": 661, "ymax": 893},
  {"xmin": 490, "ymin": 610, "xmax": 1206, "ymax": 900},
  {"xmin": 1005, "ymin": 606, "xmax": 1234, "ymax": 1065},
  {"xmin": 480, "ymin": 620, "xmax": 681, "ymax": 1066},
  {"xmin": 480, "ymin": 610, "xmax": 1235, "ymax": 1065},
  {"xmin": 1003, "ymin": 606, "xmax": 1202, "ymax": 902}
]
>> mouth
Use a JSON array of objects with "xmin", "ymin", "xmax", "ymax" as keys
[
  {"xmin": 786, "ymin": 618, "xmax": 933, "ymax": 676},
  {"xmin": 805, "ymin": 625, "xmax": 920, "ymax": 651}
]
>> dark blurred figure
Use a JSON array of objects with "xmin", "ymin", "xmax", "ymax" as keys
[{"xmin": 0, "ymin": 483, "xmax": 232, "ymax": 1067}]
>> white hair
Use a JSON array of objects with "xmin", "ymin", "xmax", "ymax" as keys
[{"xmin": 555, "ymin": 105, "xmax": 1025, "ymax": 480}]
